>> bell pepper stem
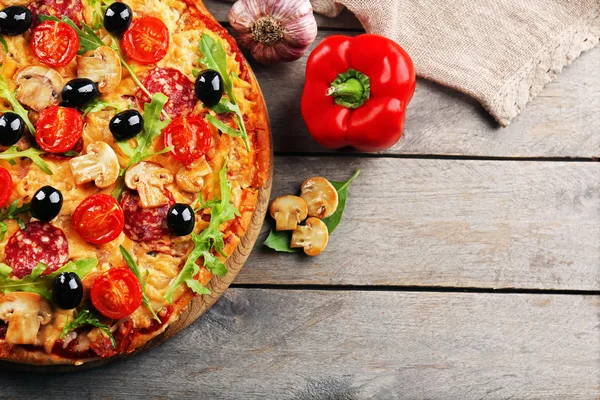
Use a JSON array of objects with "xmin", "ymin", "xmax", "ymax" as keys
[{"xmin": 327, "ymin": 68, "xmax": 371, "ymax": 109}]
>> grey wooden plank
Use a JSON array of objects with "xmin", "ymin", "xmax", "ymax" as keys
[
  {"xmin": 205, "ymin": 0, "xmax": 363, "ymax": 30},
  {"xmin": 236, "ymin": 156, "xmax": 600, "ymax": 290},
  {"xmin": 2, "ymin": 289, "xmax": 598, "ymax": 399}
]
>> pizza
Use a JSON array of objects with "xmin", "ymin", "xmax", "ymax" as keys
[{"xmin": 0, "ymin": 0, "xmax": 270, "ymax": 365}]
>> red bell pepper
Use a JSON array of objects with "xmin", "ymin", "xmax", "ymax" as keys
[{"xmin": 301, "ymin": 34, "xmax": 416, "ymax": 152}]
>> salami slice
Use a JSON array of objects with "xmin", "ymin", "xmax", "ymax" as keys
[
  {"xmin": 4, "ymin": 221, "xmax": 69, "ymax": 279},
  {"xmin": 136, "ymin": 68, "xmax": 196, "ymax": 118},
  {"xmin": 121, "ymin": 190, "xmax": 174, "ymax": 242},
  {"xmin": 29, "ymin": 0, "xmax": 84, "ymax": 28}
]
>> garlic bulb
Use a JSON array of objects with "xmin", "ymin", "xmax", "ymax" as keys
[{"xmin": 229, "ymin": 0, "xmax": 318, "ymax": 65}]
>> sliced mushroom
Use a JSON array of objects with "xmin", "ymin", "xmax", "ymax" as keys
[
  {"xmin": 77, "ymin": 46, "xmax": 122, "ymax": 94},
  {"xmin": 175, "ymin": 157, "xmax": 213, "ymax": 193},
  {"xmin": 0, "ymin": 292, "xmax": 52, "ymax": 345},
  {"xmin": 69, "ymin": 141, "xmax": 120, "ymax": 189},
  {"xmin": 125, "ymin": 162, "xmax": 174, "ymax": 208},
  {"xmin": 270, "ymin": 195, "xmax": 308, "ymax": 231},
  {"xmin": 14, "ymin": 66, "xmax": 64, "ymax": 112},
  {"xmin": 290, "ymin": 217, "xmax": 329, "ymax": 256},
  {"xmin": 300, "ymin": 177, "xmax": 339, "ymax": 219}
]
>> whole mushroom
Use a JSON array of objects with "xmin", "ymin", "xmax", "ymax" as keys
[
  {"xmin": 125, "ymin": 161, "xmax": 174, "ymax": 208},
  {"xmin": 0, "ymin": 292, "xmax": 52, "ymax": 345},
  {"xmin": 300, "ymin": 177, "xmax": 339, "ymax": 219},
  {"xmin": 69, "ymin": 141, "xmax": 120, "ymax": 189},
  {"xmin": 290, "ymin": 217, "xmax": 329, "ymax": 256},
  {"xmin": 270, "ymin": 195, "xmax": 308, "ymax": 231}
]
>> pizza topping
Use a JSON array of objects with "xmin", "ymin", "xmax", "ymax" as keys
[
  {"xmin": 175, "ymin": 157, "xmax": 212, "ymax": 193},
  {"xmin": 124, "ymin": 162, "xmax": 174, "ymax": 208},
  {"xmin": 14, "ymin": 65, "xmax": 64, "ymax": 112},
  {"xmin": 109, "ymin": 109, "xmax": 143, "ymax": 141},
  {"xmin": 61, "ymin": 78, "xmax": 100, "ymax": 108},
  {"xmin": 163, "ymin": 116, "xmax": 211, "ymax": 166},
  {"xmin": 0, "ymin": 112, "xmax": 25, "ymax": 146},
  {"xmin": 31, "ymin": 185, "xmax": 63, "ymax": 222},
  {"xmin": 122, "ymin": 16, "xmax": 169, "ymax": 64},
  {"xmin": 4, "ymin": 221, "xmax": 69, "ymax": 279},
  {"xmin": 72, "ymin": 194, "xmax": 124, "ymax": 245},
  {"xmin": 290, "ymin": 217, "xmax": 329, "ymax": 256},
  {"xmin": 52, "ymin": 272, "xmax": 83, "ymax": 310},
  {"xmin": 121, "ymin": 189, "xmax": 173, "ymax": 242},
  {"xmin": 77, "ymin": 46, "xmax": 122, "ymax": 95},
  {"xmin": 195, "ymin": 69, "xmax": 224, "ymax": 108},
  {"xmin": 69, "ymin": 141, "xmax": 120, "ymax": 188},
  {"xmin": 0, "ymin": 167, "xmax": 13, "ymax": 209},
  {"xmin": 91, "ymin": 267, "xmax": 142, "ymax": 319},
  {"xmin": 270, "ymin": 195, "xmax": 308, "ymax": 231},
  {"xmin": 0, "ymin": 6, "xmax": 33, "ymax": 36},
  {"xmin": 166, "ymin": 203, "xmax": 195, "ymax": 237},
  {"xmin": 30, "ymin": 20, "xmax": 79, "ymax": 67},
  {"xmin": 28, "ymin": 0, "xmax": 83, "ymax": 28},
  {"xmin": 137, "ymin": 67, "xmax": 195, "ymax": 118},
  {"xmin": 0, "ymin": 292, "xmax": 52, "ymax": 345},
  {"xmin": 300, "ymin": 177, "xmax": 339, "ymax": 219},
  {"xmin": 103, "ymin": 2, "xmax": 132, "ymax": 35},
  {"xmin": 36, "ymin": 106, "xmax": 83, "ymax": 154}
]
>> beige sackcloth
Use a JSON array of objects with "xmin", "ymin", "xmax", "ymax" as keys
[{"xmin": 310, "ymin": 0, "xmax": 600, "ymax": 126}]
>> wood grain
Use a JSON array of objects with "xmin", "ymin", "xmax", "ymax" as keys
[
  {"xmin": 2, "ymin": 289, "xmax": 598, "ymax": 399},
  {"xmin": 236, "ymin": 156, "xmax": 600, "ymax": 291}
]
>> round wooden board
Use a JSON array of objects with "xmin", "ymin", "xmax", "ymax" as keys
[{"xmin": 0, "ymin": 49, "xmax": 273, "ymax": 373}]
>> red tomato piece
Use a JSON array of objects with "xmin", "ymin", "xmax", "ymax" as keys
[
  {"xmin": 28, "ymin": 0, "xmax": 84, "ymax": 28},
  {"xmin": 136, "ymin": 67, "xmax": 196, "ymax": 118},
  {"xmin": 31, "ymin": 20, "xmax": 79, "ymax": 67},
  {"xmin": 36, "ymin": 106, "xmax": 83, "ymax": 154},
  {"xmin": 122, "ymin": 16, "xmax": 169, "ymax": 64},
  {"xmin": 72, "ymin": 194, "xmax": 125, "ymax": 245},
  {"xmin": 91, "ymin": 268, "xmax": 142, "ymax": 320},
  {"xmin": 0, "ymin": 167, "xmax": 12, "ymax": 208},
  {"xmin": 163, "ymin": 116, "xmax": 211, "ymax": 166}
]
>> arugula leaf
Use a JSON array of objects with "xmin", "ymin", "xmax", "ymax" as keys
[
  {"xmin": 119, "ymin": 245, "xmax": 160, "ymax": 322},
  {"xmin": 112, "ymin": 93, "xmax": 170, "ymax": 199},
  {"xmin": 264, "ymin": 171, "xmax": 360, "ymax": 252},
  {"xmin": 87, "ymin": 0, "xmax": 114, "ymax": 29},
  {"xmin": 0, "ymin": 146, "xmax": 52, "ymax": 175},
  {"xmin": 0, "ymin": 258, "xmax": 97, "ymax": 299},
  {"xmin": 60, "ymin": 308, "xmax": 116, "ymax": 348},
  {"xmin": 205, "ymin": 114, "xmax": 244, "ymax": 138},
  {"xmin": 82, "ymin": 99, "xmax": 120, "ymax": 116},
  {"xmin": 0, "ymin": 199, "xmax": 30, "ymax": 242},
  {"xmin": 263, "ymin": 230, "xmax": 298, "ymax": 253},
  {"xmin": 38, "ymin": 16, "xmax": 105, "ymax": 55},
  {"xmin": 0, "ymin": 37, "xmax": 8, "ymax": 53},
  {"xmin": 0, "ymin": 69, "xmax": 35, "ymax": 134},
  {"xmin": 164, "ymin": 161, "xmax": 239, "ymax": 303},
  {"xmin": 199, "ymin": 35, "xmax": 250, "ymax": 150},
  {"xmin": 322, "ymin": 170, "xmax": 360, "ymax": 234}
]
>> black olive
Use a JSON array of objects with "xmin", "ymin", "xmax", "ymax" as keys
[
  {"xmin": 195, "ymin": 69, "xmax": 224, "ymax": 108},
  {"xmin": 31, "ymin": 186, "xmax": 63, "ymax": 221},
  {"xmin": 0, "ymin": 6, "xmax": 32, "ymax": 36},
  {"xmin": 61, "ymin": 78, "xmax": 99, "ymax": 108},
  {"xmin": 167, "ymin": 203, "xmax": 195, "ymax": 237},
  {"xmin": 0, "ymin": 112, "xmax": 24, "ymax": 146},
  {"xmin": 104, "ymin": 2, "xmax": 132, "ymax": 35},
  {"xmin": 52, "ymin": 272, "xmax": 83, "ymax": 310},
  {"xmin": 109, "ymin": 109, "xmax": 144, "ymax": 141}
]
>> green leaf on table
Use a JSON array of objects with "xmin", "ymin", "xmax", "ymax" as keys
[
  {"xmin": 60, "ymin": 308, "xmax": 116, "ymax": 347},
  {"xmin": 0, "ymin": 146, "xmax": 52, "ymax": 175},
  {"xmin": 264, "ymin": 230, "xmax": 298, "ymax": 253},
  {"xmin": 120, "ymin": 245, "xmax": 160, "ymax": 322},
  {"xmin": 0, "ymin": 258, "xmax": 97, "ymax": 300},
  {"xmin": 322, "ymin": 169, "xmax": 360, "ymax": 234}
]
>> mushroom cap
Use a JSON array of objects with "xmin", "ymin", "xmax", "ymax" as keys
[
  {"xmin": 175, "ymin": 157, "xmax": 213, "ymax": 193},
  {"xmin": 270, "ymin": 195, "xmax": 308, "ymax": 231},
  {"xmin": 125, "ymin": 161, "xmax": 174, "ymax": 208},
  {"xmin": 69, "ymin": 141, "xmax": 120, "ymax": 189},
  {"xmin": 0, "ymin": 292, "xmax": 53, "ymax": 345},
  {"xmin": 77, "ymin": 46, "xmax": 122, "ymax": 94},
  {"xmin": 14, "ymin": 66, "xmax": 64, "ymax": 112},
  {"xmin": 300, "ymin": 177, "xmax": 339, "ymax": 219},
  {"xmin": 290, "ymin": 217, "xmax": 329, "ymax": 256}
]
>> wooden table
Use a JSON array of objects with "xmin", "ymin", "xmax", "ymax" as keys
[{"xmin": 3, "ymin": 1, "xmax": 599, "ymax": 398}]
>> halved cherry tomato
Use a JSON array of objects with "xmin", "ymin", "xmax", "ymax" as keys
[
  {"xmin": 36, "ymin": 106, "xmax": 83, "ymax": 154},
  {"xmin": 73, "ymin": 194, "xmax": 125, "ymax": 245},
  {"xmin": 122, "ymin": 16, "xmax": 169, "ymax": 64},
  {"xmin": 163, "ymin": 116, "xmax": 211, "ymax": 166},
  {"xmin": 31, "ymin": 20, "xmax": 79, "ymax": 67},
  {"xmin": 91, "ymin": 267, "xmax": 142, "ymax": 319},
  {"xmin": 0, "ymin": 167, "xmax": 13, "ymax": 208}
]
